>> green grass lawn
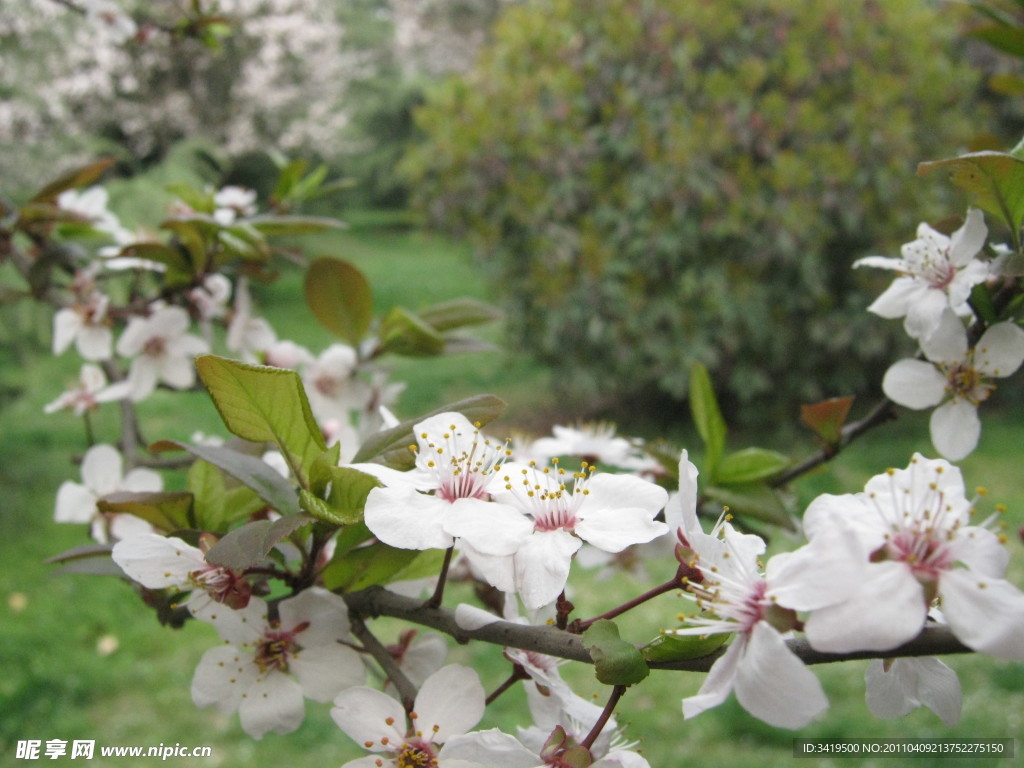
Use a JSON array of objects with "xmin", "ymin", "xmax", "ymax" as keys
[{"xmin": 1, "ymin": 215, "xmax": 1022, "ymax": 767}]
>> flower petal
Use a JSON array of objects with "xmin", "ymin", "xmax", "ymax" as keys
[
  {"xmin": 278, "ymin": 587, "xmax": 350, "ymax": 648},
  {"xmin": 414, "ymin": 664, "xmax": 485, "ymax": 743},
  {"xmin": 940, "ymin": 569, "xmax": 1024, "ymax": 660},
  {"xmin": 974, "ymin": 322, "xmax": 1024, "ymax": 378},
  {"xmin": 440, "ymin": 729, "xmax": 540, "ymax": 768},
  {"xmin": 191, "ymin": 644, "xmax": 259, "ymax": 712},
  {"xmin": 290, "ymin": 644, "xmax": 365, "ymax": 703},
  {"xmin": 111, "ymin": 534, "xmax": 203, "ymax": 587},
  {"xmin": 364, "ymin": 487, "xmax": 454, "ymax": 550},
  {"xmin": 443, "ymin": 499, "xmax": 533, "ymax": 556},
  {"xmin": 682, "ymin": 636, "xmax": 744, "ymax": 720},
  {"xmin": 929, "ymin": 400, "xmax": 980, "ymax": 461},
  {"xmin": 332, "ymin": 686, "xmax": 407, "ymax": 750},
  {"xmin": 734, "ymin": 623, "xmax": 828, "ymax": 729},
  {"xmin": 574, "ymin": 507, "xmax": 668, "ymax": 553},
  {"xmin": 238, "ymin": 672, "xmax": 305, "ymax": 739},
  {"xmin": 912, "ymin": 657, "xmax": 962, "ymax": 727},
  {"xmin": 514, "ymin": 530, "xmax": 582, "ymax": 610},
  {"xmin": 882, "ymin": 360, "xmax": 946, "ymax": 409}
]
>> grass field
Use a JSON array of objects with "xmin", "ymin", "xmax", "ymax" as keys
[{"xmin": 1, "ymin": 214, "xmax": 1022, "ymax": 768}]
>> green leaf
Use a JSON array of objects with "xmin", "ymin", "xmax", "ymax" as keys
[
  {"xmin": 248, "ymin": 215, "xmax": 346, "ymax": 235},
  {"xmin": 378, "ymin": 307, "xmax": 446, "ymax": 357},
  {"xmin": 417, "ymin": 297, "xmax": 502, "ymax": 331},
  {"xmin": 97, "ymin": 491, "xmax": 194, "ymax": 532},
  {"xmin": 582, "ymin": 619, "xmax": 649, "ymax": 686},
  {"xmin": 320, "ymin": 543, "xmax": 445, "ymax": 592},
  {"xmin": 704, "ymin": 484, "xmax": 794, "ymax": 529},
  {"xmin": 30, "ymin": 158, "xmax": 116, "ymax": 203},
  {"xmin": 186, "ymin": 459, "xmax": 266, "ymax": 533},
  {"xmin": 716, "ymin": 448, "xmax": 791, "ymax": 485},
  {"xmin": 153, "ymin": 439, "xmax": 300, "ymax": 517},
  {"xmin": 301, "ymin": 466, "xmax": 379, "ymax": 526},
  {"xmin": 970, "ymin": 23, "xmax": 1024, "ymax": 58},
  {"xmin": 970, "ymin": 282, "xmax": 1000, "ymax": 325},
  {"xmin": 918, "ymin": 152, "xmax": 1024, "ymax": 235},
  {"xmin": 351, "ymin": 394, "xmax": 508, "ymax": 465},
  {"xmin": 195, "ymin": 355, "xmax": 326, "ymax": 478},
  {"xmin": 689, "ymin": 363, "xmax": 726, "ymax": 479},
  {"xmin": 205, "ymin": 515, "xmax": 315, "ymax": 570},
  {"xmin": 640, "ymin": 631, "xmax": 729, "ymax": 663},
  {"xmin": 303, "ymin": 258, "xmax": 374, "ymax": 346}
]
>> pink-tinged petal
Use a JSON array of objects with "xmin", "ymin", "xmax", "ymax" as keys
[
  {"xmin": 575, "ymin": 507, "xmax": 668, "ymax": 553},
  {"xmin": 514, "ymin": 530, "xmax": 582, "ymax": 610},
  {"xmin": 191, "ymin": 644, "xmax": 259, "ymax": 712},
  {"xmin": 974, "ymin": 322, "xmax": 1024, "ymax": 378},
  {"xmin": 121, "ymin": 466, "xmax": 162, "ymax": 493},
  {"xmin": 80, "ymin": 444, "xmax": 124, "ymax": 495},
  {"xmin": 904, "ymin": 290, "xmax": 951, "ymax": 341},
  {"xmin": 364, "ymin": 487, "xmax": 454, "ymax": 550},
  {"xmin": 278, "ymin": 587, "xmax": 350, "ymax": 647},
  {"xmin": 948, "ymin": 208, "xmax": 987, "ymax": 266},
  {"xmin": 52, "ymin": 309, "xmax": 82, "ymax": 354},
  {"xmin": 440, "ymin": 729, "xmax": 540, "ymax": 768},
  {"xmin": 332, "ymin": 687, "xmax": 407, "ymax": 749},
  {"xmin": 238, "ymin": 672, "xmax": 305, "ymax": 739},
  {"xmin": 940, "ymin": 569, "xmax": 1024, "ymax": 660},
  {"xmin": 682, "ymin": 636, "xmax": 744, "ymax": 720},
  {"xmin": 580, "ymin": 473, "xmax": 668, "ymax": 517},
  {"xmin": 290, "ymin": 644, "xmax": 364, "ymax": 703},
  {"xmin": 76, "ymin": 325, "xmax": 113, "ymax": 361},
  {"xmin": 929, "ymin": 400, "xmax": 980, "ymax": 461},
  {"xmin": 111, "ymin": 534, "xmax": 203, "ymax": 587},
  {"xmin": 54, "ymin": 482, "xmax": 96, "ymax": 523},
  {"xmin": 443, "ymin": 499, "xmax": 533, "ymax": 556},
  {"xmin": 734, "ymin": 623, "xmax": 828, "ymax": 729},
  {"xmin": 414, "ymin": 664, "xmax": 485, "ymax": 742},
  {"xmin": 804, "ymin": 562, "xmax": 926, "ymax": 653},
  {"xmin": 882, "ymin": 360, "xmax": 946, "ymax": 410},
  {"xmin": 865, "ymin": 277, "xmax": 924, "ymax": 319},
  {"xmin": 951, "ymin": 526, "xmax": 1009, "ymax": 578},
  {"xmin": 920, "ymin": 310, "xmax": 969, "ymax": 363}
]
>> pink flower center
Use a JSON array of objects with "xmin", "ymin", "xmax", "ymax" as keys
[
  {"xmin": 882, "ymin": 530, "xmax": 956, "ymax": 583},
  {"xmin": 417, "ymin": 423, "xmax": 508, "ymax": 503},
  {"xmin": 254, "ymin": 620, "xmax": 308, "ymax": 674},
  {"xmin": 396, "ymin": 739, "xmax": 437, "ymax": 768},
  {"xmin": 143, "ymin": 336, "xmax": 166, "ymax": 357},
  {"xmin": 189, "ymin": 565, "xmax": 252, "ymax": 610},
  {"xmin": 942, "ymin": 361, "xmax": 993, "ymax": 405}
]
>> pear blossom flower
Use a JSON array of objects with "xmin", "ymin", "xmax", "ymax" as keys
[
  {"xmin": 882, "ymin": 311, "xmax": 1024, "ymax": 460},
  {"xmin": 53, "ymin": 292, "xmax": 113, "ymax": 361},
  {"xmin": 226, "ymin": 278, "xmax": 280, "ymax": 362},
  {"xmin": 331, "ymin": 664, "xmax": 485, "ymax": 768},
  {"xmin": 192, "ymin": 588, "xmax": 364, "ymax": 739},
  {"xmin": 44, "ymin": 363, "xmax": 121, "ymax": 415},
  {"xmin": 801, "ymin": 454, "xmax": 1024, "ymax": 660},
  {"xmin": 454, "ymin": 461, "xmax": 668, "ymax": 610},
  {"xmin": 526, "ymin": 422, "xmax": 660, "ymax": 475},
  {"xmin": 116, "ymin": 306, "xmax": 210, "ymax": 400},
  {"xmin": 56, "ymin": 186, "xmax": 131, "ymax": 243},
  {"xmin": 855, "ymin": 208, "xmax": 990, "ymax": 340},
  {"xmin": 213, "ymin": 185, "xmax": 258, "ymax": 225},
  {"xmin": 865, "ymin": 657, "xmax": 961, "ymax": 727},
  {"xmin": 54, "ymin": 443, "xmax": 162, "ymax": 543},
  {"xmin": 111, "ymin": 533, "xmax": 253, "ymax": 619},
  {"xmin": 303, "ymin": 343, "xmax": 363, "ymax": 419},
  {"xmin": 355, "ymin": 413, "xmax": 528, "ymax": 554}
]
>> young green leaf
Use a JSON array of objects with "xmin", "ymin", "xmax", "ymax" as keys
[
  {"xmin": 320, "ymin": 543, "xmax": 445, "ymax": 592},
  {"xmin": 582, "ymin": 619, "xmax": 649, "ymax": 686},
  {"xmin": 97, "ymin": 491, "xmax": 195, "ymax": 533},
  {"xmin": 378, "ymin": 307, "xmax": 446, "ymax": 357},
  {"xmin": 29, "ymin": 157, "xmax": 116, "ymax": 203},
  {"xmin": 704, "ymin": 484, "xmax": 794, "ymax": 530},
  {"xmin": 195, "ymin": 355, "xmax": 326, "ymax": 479},
  {"xmin": 918, "ymin": 152, "xmax": 1024, "ymax": 236},
  {"xmin": 715, "ymin": 448, "xmax": 791, "ymax": 485},
  {"xmin": 689, "ymin": 362, "xmax": 726, "ymax": 479}
]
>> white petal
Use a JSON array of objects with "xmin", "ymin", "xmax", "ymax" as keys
[
  {"xmin": 765, "ymin": 528, "xmax": 868, "ymax": 611},
  {"xmin": 920, "ymin": 310, "xmax": 969, "ymax": 363},
  {"xmin": 414, "ymin": 664, "xmax": 485, "ymax": 743},
  {"xmin": 948, "ymin": 208, "xmax": 987, "ymax": 266},
  {"xmin": 951, "ymin": 526, "xmax": 1009, "ymax": 578},
  {"xmin": 930, "ymin": 400, "xmax": 980, "ymax": 461},
  {"xmin": 734, "ymin": 623, "xmax": 828, "ymax": 729},
  {"xmin": 513, "ymin": 530, "xmax": 581, "ymax": 610},
  {"xmin": 121, "ymin": 467, "xmax": 163, "ymax": 493},
  {"xmin": 332, "ymin": 687, "xmax": 406, "ymax": 750},
  {"xmin": 111, "ymin": 534, "xmax": 203, "ymax": 587},
  {"xmin": 278, "ymin": 587, "xmax": 350, "ymax": 648},
  {"xmin": 575, "ymin": 507, "xmax": 668, "ymax": 553},
  {"xmin": 974, "ymin": 322, "xmax": 1024, "ymax": 378},
  {"xmin": 940, "ymin": 569, "xmax": 1024, "ymax": 660},
  {"xmin": 443, "ymin": 499, "xmax": 533, "ymax": 556},
  {"xmin": 364, "ymin": 487, "xmax": 454, "ymax": 550},
  {"xmin": 80, "ymin": 444, "xmax": 124, "ymax": 495},
  {"xmin": 238, "ymin": 672, "xmax": 305, "ymax": 739},
  {"xmin": 54, "ymin": 481, "xmax": 97, "ymax": 523},
  {"xmin": 158, "ymin": 355, "xmax": 198, "ymax": 390},
  {"xmin": 201, "ymin": 599, "xmax": 269, "ymax": 646},
  {"xmin": 864, "ymin": 659, "xmax": 916, "ymax": 720},
  {"xmin": 53, "ymin": 309, "xmax": 82, "ymax": 355},
  {"xmin": 682, "ymin": 636, "xmax": 744, "ymax": 719},
  {"xmin": 76, "ymin": 324, "xmax": 113, "ymax": 361},
  {"xmin": 290, "ymin": 644, "xmax": 365, "ymax": 703},
  {"xmin": 864, "ymin": 277, "xmax": 921, "ymax": 319},
  {"xmin": 912, "ymin": 657, "xmax": 962, "ymax": 727},
  {"xmin": 191, "ymin": 644, "xmax": 258, "ymax": 712},
  {"xmin": 905, "ymin": 290, "xmax": 952, "ymax": 341},
  {"xmin": 580, "ymin": 473, "xmax": 668, "ymax": 517},
  {"xmin": 457, "ymin": 542, "xmax": 516, "ymax": 593},
  {"xmin": 853, "ymin": 255, "xmax": 904, "ymax": 271},
  {"xmin": 803, "ymin": 562, "xmax": 926, "ymax": 653},
  {"xmin": 440, "ymin": 729, "xmax": 540, "ymax": 768},
  {"xmin": 882, "ymin": 360, "xmax": 946, "ymax": 409}
]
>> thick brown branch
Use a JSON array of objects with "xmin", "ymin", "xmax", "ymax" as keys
[{"xmin": 342, "ymin": 586, "xmax": 976, "ymax": 672}]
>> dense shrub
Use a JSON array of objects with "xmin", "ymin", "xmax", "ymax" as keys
[{"xmin": 405, "ymin": 0, "xmax": 987, "ymax": 423}]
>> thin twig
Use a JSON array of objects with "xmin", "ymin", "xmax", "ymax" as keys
[{"xmin": 347, "ymin": 613, "xmax": 419, "ymax": 711}]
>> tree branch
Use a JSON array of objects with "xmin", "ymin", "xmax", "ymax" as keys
[{"xmin": 342, "ymin": 586, "xmax": 975, "ymax": 672}]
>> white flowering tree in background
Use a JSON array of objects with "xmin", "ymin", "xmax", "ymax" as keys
[{"xmin": 3, "ymin": 2, "xmax": 1024, "ymax": 766}]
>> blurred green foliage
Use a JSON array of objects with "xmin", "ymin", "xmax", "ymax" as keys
[{"xmin": 406, "ymin": 0, "xmax": 987, "ymax": 422}]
